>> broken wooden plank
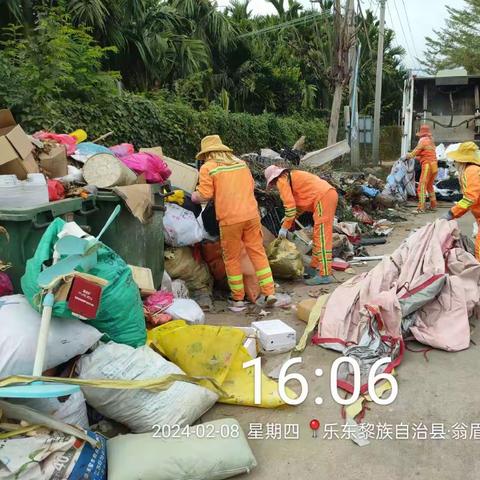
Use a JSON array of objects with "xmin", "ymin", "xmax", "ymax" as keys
[{"xmin": 301, "ymin": 139, "xmax": 350, "ymax": 167}]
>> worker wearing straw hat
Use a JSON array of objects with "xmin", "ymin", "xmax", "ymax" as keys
[
  {"xmin": 405, "ymin": 124, "xmax": 438, "ymax": 213},
  {"xmin": 192, "ymin": 135, "xmax": 276, "ymax": 308},
  {"xmin": 443, "ymin": 142, "xmax": 480, "ymax": 260},
  {"xmin": 264, "ymin": 166, "xmax": 338, "ymax": 285}
]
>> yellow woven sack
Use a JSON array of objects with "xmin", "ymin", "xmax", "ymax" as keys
[{"xmin": 147, "ymin": 321, "xmax": 296, "ymax": 408}]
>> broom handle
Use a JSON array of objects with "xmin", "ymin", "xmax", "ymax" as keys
[{"xmin": 32, "ymin": 292, "xmax": 55, "ymax": 377}]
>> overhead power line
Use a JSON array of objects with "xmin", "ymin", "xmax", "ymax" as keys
[
  {"xmin": 237, "ymin": 11, "xmax": 326, "ymax": 39},
  {"xmin": 386, "ymin": 0, "xmax": 415, "ymax": 68},
  {"xmin": 391, "ymin": 0, "xmax": 419, "ymax": 69},
  {"xmin": 400, "ymin": 0, "xmax": 421, "ymax": 60}
]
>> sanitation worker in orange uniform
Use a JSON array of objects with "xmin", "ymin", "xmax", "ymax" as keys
[
  {"xmin": 264, "ymin": 166, "xmax": 338, "ymax": 285},
  {"xmin": 191, "ymin": 135, "xmax": 276, "ymax": 307},
  {"xmin": 442, "ymin": 142, "xmax": 480, "ymax": 260},
  {"xmin": 405, "ymin": 124, "xmax": 438, "ymax": 213}
]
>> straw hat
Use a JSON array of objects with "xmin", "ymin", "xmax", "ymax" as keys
[
  {"xmin": 264, "ymin": 165, "xmax": 288, "ymax": 187},
  {"xmin": 196, "ymin": 135, "xmax": 232, "ymax": 160},
  {"xmin": 447, "ymin": 142, "xmax": 480, "ymax": 165},
  {"xmin": 416, "ymin": 124, "xmax": 432, "ymax": 138}
]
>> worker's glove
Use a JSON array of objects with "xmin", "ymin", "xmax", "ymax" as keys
[
  {"xmin": 278, "ymin": 228, "xmax": 288, "ymax": 239},
  {"xmin": 441, "ymin": 210, "xmax": 454, "ymax": 221},
  {"xmin": 399, "ymin": 155, "xmax": 408, "ymax": 162}
]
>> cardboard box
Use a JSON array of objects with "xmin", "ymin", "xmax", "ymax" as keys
[
  {"xmin": 0, "ymin": 109, "xmax": 38, "ymax": 179},
  {"xmin": 129, "ymin": 265, "xmax": 156, "ymax": 296},
  {"xmin": 39, "ymin": 144, "xmax": 68, "ymax": 178},
  {"xmin": 67, "ymin": 275, "xmax": 104, "ymax": 320}
]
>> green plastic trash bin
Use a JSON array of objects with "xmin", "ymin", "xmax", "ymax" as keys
[
  {"xmin": 0, "ymin": 198, "xmax": 95, "ymax": 292},
  {"xmin": 85, "ymin": 184, "xmax": 167, "ymax": 288}
]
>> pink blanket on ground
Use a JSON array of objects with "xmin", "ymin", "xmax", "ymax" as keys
[{"xmin": 317, "ymin": 219, "xmax": 480, "ymax": 353}]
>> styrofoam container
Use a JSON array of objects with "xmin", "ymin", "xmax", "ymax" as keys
[
  {"xmin": 251, "ymin": 320, "xmax": 296, "ymax": 353},
  {"xmin": 0, "ymin": 173, "xmax": 49, "ymax": 208}
]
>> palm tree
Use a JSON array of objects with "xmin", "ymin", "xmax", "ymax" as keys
[{"xmin": 225, "ymin": 0, "xmax": 252, "ymax": 22}]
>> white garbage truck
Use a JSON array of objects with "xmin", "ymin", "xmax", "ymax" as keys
[{"xmin": 401, "ymin": 68, "xmax": 480, "ymax": 157}]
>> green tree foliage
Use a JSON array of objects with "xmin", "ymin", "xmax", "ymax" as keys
[
  {"xmin": 0, "ymin": 0, "xmax": 406, "ymax": 127},
  {"xmin": 0, "ymin": 8, "xmax": 118, "ymax": 116},
  {"xmin": 15, "ymin": 92, "xmax": 328, "ymax": 161},
  {"xmin": 424, "ymin": 0, "xmax": 480, "ymax": 74}
]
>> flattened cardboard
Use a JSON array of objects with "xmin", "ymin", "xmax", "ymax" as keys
[
  {"xmin": 140, "ymin": 146, "xmax": 164, "ymax": 157},
  {"xmin": 6, "ymin": 125, "xmax": 33, "ymax": 160},
  {"xmin": 39, "ymin": 144, "xmax": 68, "ymax": 178},
  {"xmin": 0, "ymin": 109, "xmax": 16, "ymax": 136},
  {"xmin": 0, "ymin": 109, "xmax": 36, "ymax": 179},
  {"xmin": 129, "ymin": 265, "xmax": 156, "ymax": 296}
]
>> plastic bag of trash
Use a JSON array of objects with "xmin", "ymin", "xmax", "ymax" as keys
[
  {"xmin": 0, "ymin": 295, "xmax": 102, "ymax": 377},
  {"xmin": 107, "ymin": 419, "xmax": 257, "ymax": 480},
  {"xmin": 120, "ymin": 152, "xmax": 171, "ymax": 184},
  {"xmin": 266, "ymin": 238, "xmax": 304, "ymax": 279},
  {"xmin": 163, "ymin": 203, "xmax": 204, "ymax": 247},
  {"xmin": 164, "ymin": 246, "xmax": 212, "ymax": 292},
  {"xmin": 0, "ymin": 271, "xmax": 13, "ymax": 297},
  {"xmin": 14, "ymin": 391, "xmax": 90, "ymax": 429},
  {"xmin": 21, "ymin": 219, "xmax": 146, "ymax": 347},
  {"xmin": 165, "ymin": 298, "xmax": 205, "ymax": 324},
  {"xmin": 76, "ymin": 342, "xmax": 218, "ymax": 433},
  {"xmin": 0, "ymin": 428, "xmax": 107, "ymax": 479}
]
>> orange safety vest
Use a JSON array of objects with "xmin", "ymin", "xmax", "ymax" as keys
[
  {"xmin": 196, "ymin": 159, "xmax": 259, "ymax": 226},
  {"xmin": 451, "ymin": 164, "xmax": 480, "ymax": 219},
  {"xmin": 408, "ymin": 136, "xmax": 437, "ymax": 166},
  {"xmin": 277, "ymin": 170, "xmax": 335, "ymax": 229}
]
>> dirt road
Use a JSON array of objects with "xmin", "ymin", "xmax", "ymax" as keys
[{"xmin": 203, "ymin": 204, "xmax": 480, "ymax": 480}]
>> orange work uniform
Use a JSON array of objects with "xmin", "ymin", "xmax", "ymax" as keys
[
  {"xmin": 408, "ymin": 136, "xmax": 438, "ymax": 210},
  {"xmin": 451, "ymin": 164, "xmax": 480, "ymax": 260},
  {"xmin": 277, "ymin": 170, "xmax": 338, "ymax": 276},
  {"xmin": 197, "ymin": 158, "xmax": 274, "ymax": 300}
]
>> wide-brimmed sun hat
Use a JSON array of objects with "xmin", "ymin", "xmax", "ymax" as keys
[
  {"xmin": 447, "ymin": 142, "xmax": 480, "ymax": 165},
  {"xmin": 264, "ymin": 165, "xmax": 288, "ymax": 187},
  {"xmin": 196, "ymin": 135, "xmax": 232, "ymax": 160}
]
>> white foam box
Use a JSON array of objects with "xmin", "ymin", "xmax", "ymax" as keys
[
  {"xmin": 251, "ymin": 320, "xmax": 296, "ymax": 353},
  {"xmin": 0, "ymin": 173, "xmax": 49, "ymax": 209}
]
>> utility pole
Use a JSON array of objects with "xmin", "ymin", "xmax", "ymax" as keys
[
  {"xmin": 327, "ymin": 0, "xmax": 354, "ymax": 146},
  {"xmin": 347, "ymin": 0, "xmax": 360, "ymax": 167},
  {"xmin": 372, "ymin": 0, "xmax": 386, "ymax": 165}
]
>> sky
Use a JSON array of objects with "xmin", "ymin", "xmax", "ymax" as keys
[{"xmin": 240, "ymin": 0, "xmax": 466, "ymax": 70}]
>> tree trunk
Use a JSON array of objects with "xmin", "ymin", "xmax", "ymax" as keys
[{"xmin": 327, "ymin": 83, "xmax": 344, "ymax": 145}]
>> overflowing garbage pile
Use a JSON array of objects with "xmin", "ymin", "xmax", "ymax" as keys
[
  {"xmin": 0, "ymin": 119, "xmax": 328, "ymax": 478},
  {"xmin": 0, "ymin": 110, "xmax": 418, "ymax": 475},
  {"xmin": 243, "ymin": 145, "xmax": 405, "ymax": 263}
]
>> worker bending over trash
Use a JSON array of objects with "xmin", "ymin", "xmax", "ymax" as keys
[
  {"xmin": 442, "ymin": 142, "xmax": 480, "ymax": 260},
  {"xmin": 264, "ymin": 166, "xmax": 338, "ymax": 285},
  {"xmin": 404, "ymin": 124, "xmax": 438, "ymax": 213},
  {"xmin": 192, "ymin": 135, "xmax": 276, "ymax": 307}
]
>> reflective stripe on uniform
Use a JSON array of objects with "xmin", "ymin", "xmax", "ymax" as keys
[
  {"xmin": 209, "ymin": 163, "xmax": 247, "ymax": 176},
  {"xmin": 227, "ymin": 274, "xmax": 243, "ymax": 282},
  {"xmin": 259, "ymin": 276, "xmax": 274, "ymax": 287},
  {"xmin": 457, "ymin": 197, "xmax": 475, "ymax": 210},
  {"xmin": 256, "ymin": 267, "xmax": 272, "ymax": 277},
  {"xmin": 316, "ymin": 201, "xmax": 328, "ymax": 274}
]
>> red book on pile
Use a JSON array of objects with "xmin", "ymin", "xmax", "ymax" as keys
[{"xmin": 67, "ymin": 275, "xmax": 103, "ymax": 320}]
